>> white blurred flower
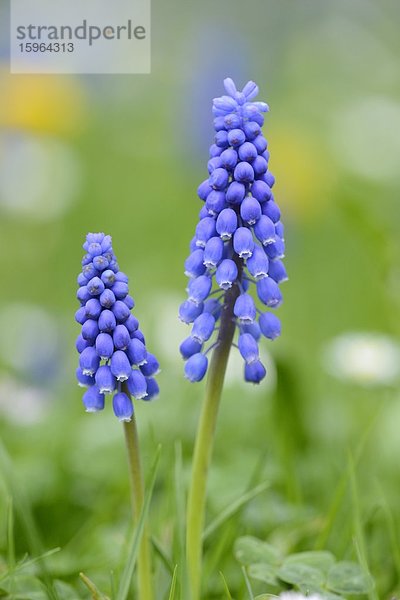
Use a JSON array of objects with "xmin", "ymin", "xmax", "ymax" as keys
[
  {"xmin": 0, "ymin": 375, "xmax": 49, "ymax": 424},
  {"xmin": 0, "ymin": 134, "xmax": 81, "ymax": 221},
  {"xmin": 323, "ymin": 332, "xmax": 400, "ymax": 386}
]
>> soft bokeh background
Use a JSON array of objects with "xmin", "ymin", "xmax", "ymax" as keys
[{"xmin": 1, "ymin": 0, "xmax": 400, "ymax": 598}]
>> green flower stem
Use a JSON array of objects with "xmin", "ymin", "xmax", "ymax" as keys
[
  {"xmin": 186, "ymin": 279, "xmax": 240, "ymax": 600},
  {"xmin": 123, "ymin": 401, "xmax": 153, "ymax": 600}
]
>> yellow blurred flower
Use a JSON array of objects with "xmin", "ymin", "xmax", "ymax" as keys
[
  {"xmin": 268, "ymin": 124, "xmax": 334, "ymax": 221},
  {"xmin": 0, "ymin": 67, "xmax": 86, "ymax": 136}
]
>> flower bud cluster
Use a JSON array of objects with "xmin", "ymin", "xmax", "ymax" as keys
[
  {"xmin": 179, "ymin": 79, "xmax": 287, "ymax": 384},
  {"xmin": 76, "ymin": 233, "xmax": 160, "ymax": 420}
]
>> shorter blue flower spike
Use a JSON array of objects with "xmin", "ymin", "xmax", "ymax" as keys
[
  {"xmin": 83, "ymin": 387, "xmax": 105, "ymax": 412},
  {"xmin": 180, "ymin": 79, "xmax": 286, "ymax": 385},
  {"xmin": 259, "ymin": 312, "xmax": 281, "ymax": 340},
  {"xmin": 113, "ymin": 392, "xmax": 133, "ymax": 421},
  {"xmin": 76, "ymin": 233, "xmax": 160, "ymax": 417},
  {"xmin": 185, "ymin": 353, "xmax": 208, "ymax": 382}
]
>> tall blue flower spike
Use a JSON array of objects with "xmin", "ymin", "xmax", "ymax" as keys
[
  {"xmin": 76, "ymin": 233, "xmax": 160, "ymax": 420},
  {"xmin": 179, "ymin": 79, "xmax": 287, "ymax": 384}
]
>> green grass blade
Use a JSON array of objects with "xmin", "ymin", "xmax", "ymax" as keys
[
  {"xmin": 203, "ymin": 481, "xmax": 269, "ymax": 541},
  {"xmin": 116, "ymin": 445, "xmax": 161, "ymax": 600},
  {"xmin": 219, "ymin": 571, "xmax": 233, "ymax": 600},
  {"xmin": 79, "ymin": 572, "xmax": 110, "ymax": 600},
  {"xmin": 167, "ymin": 564, "xmax": 178, "ymax": 600},
  {"xmin": 151, "ymin": 536, "xmax": 174, "ymax": 576}
]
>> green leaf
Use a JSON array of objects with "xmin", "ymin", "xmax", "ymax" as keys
[
  {"xmin": 327, "ymin": 561, "xmax": 373, "ymax": 595},
  {"xmin": 277, "ymin": 563, "xmax": 325, "ymax": 587},
  {"xmin": 284, "ymin": 551, "xmax": 336, "ymax": 573},
  {"xmin": 234, "ymin": 537, "xmax": 281, "ymax": 567},
  {"xmin": 254, "ymin": 596, "xmax": 277, "ymax": 600},
  {"xmin": 247, "ymin": 563, "xmax": 278, "ymax": 586}
]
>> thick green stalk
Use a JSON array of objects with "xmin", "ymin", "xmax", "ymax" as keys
[
  {"xmin": 123, "ymin": 409, "xmax": 153, "ymax": 600},
  {"xmin": 186, "ymin": 280, "xmax": 240, "ymax": 600}
]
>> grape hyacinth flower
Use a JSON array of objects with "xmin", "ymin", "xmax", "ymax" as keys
[
  {"xmin": 180, "ymin": 78, "xmax": 287, "ymax": 386},
  {"xmin": 185, "ymin": 78, "xmax": 287, "ymax": 600},
  {"xmin": 75, "ymin": 232, "xmax": 158, "ymax": 600},
  {"xmin": 76, "ymin": 232, "xmax": 160, "ymax": 421}
]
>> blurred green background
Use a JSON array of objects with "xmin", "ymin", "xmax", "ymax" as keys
[{"xmin": 0, "ymin": 0, "xmax": 400, "ymax": 597}]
